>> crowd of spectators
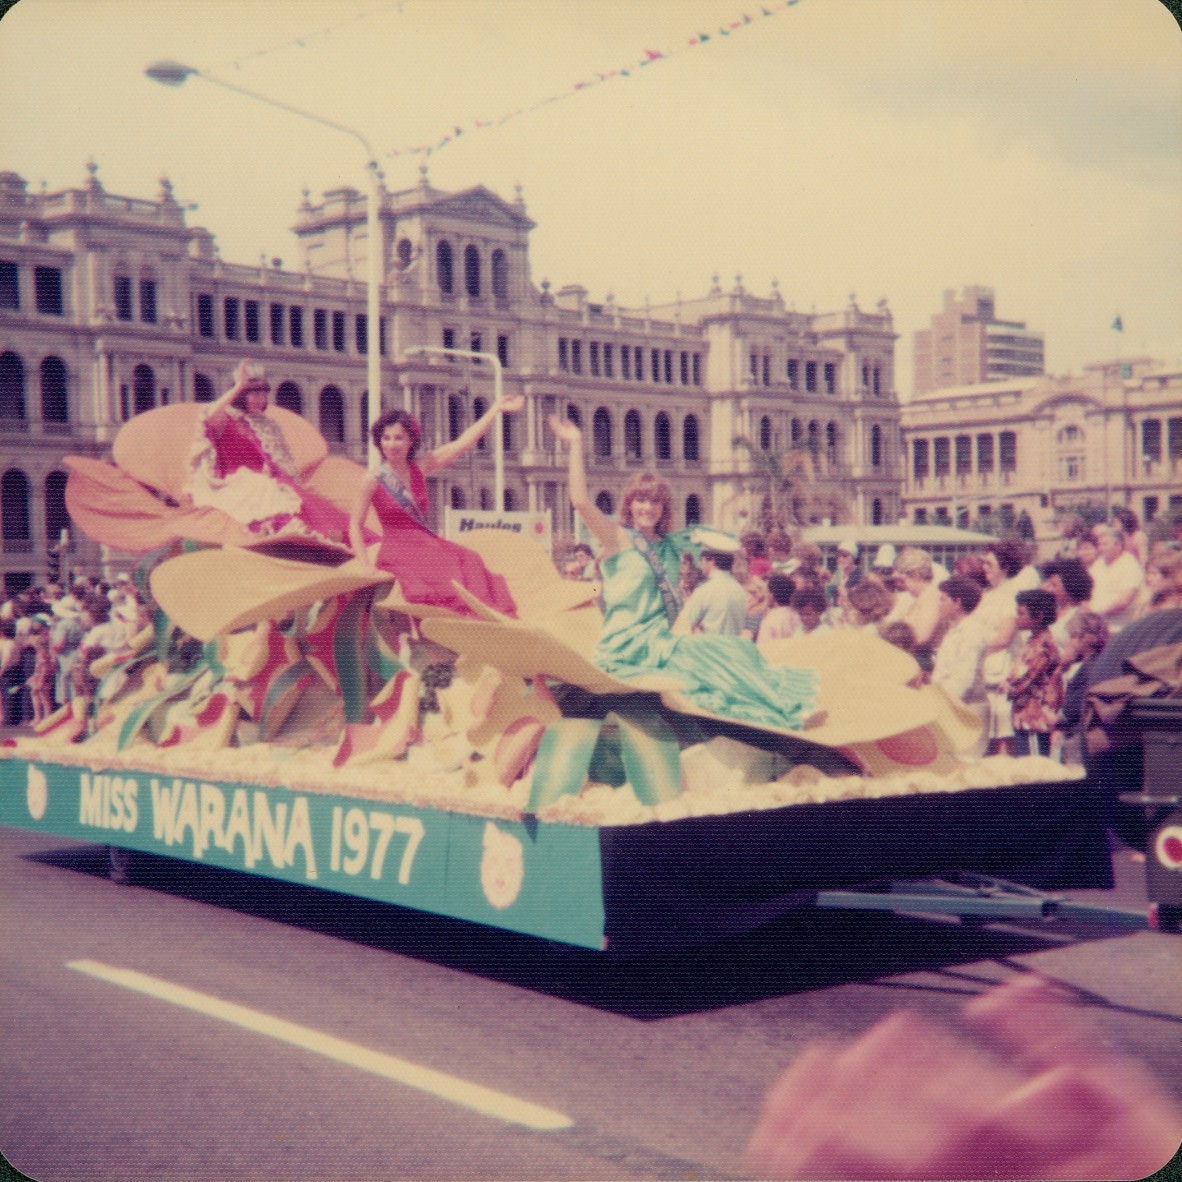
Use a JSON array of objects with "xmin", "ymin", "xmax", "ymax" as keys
[
  {"xmin": 0, "ymin": 575, "xmax": 149, "ymax": 728},
  {"xmin": 557, "ymin": 509, "xmax": 1182, "ymax": 794}
]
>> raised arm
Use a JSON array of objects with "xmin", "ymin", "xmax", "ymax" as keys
[
  {"xmin": 421, "ymin": 393, "xmax": 525, "ymax": 476},
  {"xmin": 548, "ymin": 414, "xmax": 624, "ymax": 557},
  {"xmin": 205, "ymin": 359, "xmax": 260, "ymax": 435}
]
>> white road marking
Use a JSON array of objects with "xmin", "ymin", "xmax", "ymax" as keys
[{"xmin": 67, "ymin": 959, "xmax": 573, "ymax": 1131}]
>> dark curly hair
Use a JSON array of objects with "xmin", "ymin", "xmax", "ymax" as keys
[{"xmin": 370, "ymin": 409, "xmax": 422, "ymax": 461}]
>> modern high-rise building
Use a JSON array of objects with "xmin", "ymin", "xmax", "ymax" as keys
[
  {"xmin": 0, "ymin": 164, "xmax": 900, "ymax": 590},
  {"xmin": 912, "ymin": 285, "xmax": 1044, "ymax": 396}
]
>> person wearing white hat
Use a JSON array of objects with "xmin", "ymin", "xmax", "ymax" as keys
[
  {"xmin": 826, "ymin": 538, "xmax": 863, "ymax": 609},
  {"xmin": 673, "ymin": 530, "xmax": 747, "ymax": 636},
  {"xmin": 872, "ymin": 543, "xmax": 897, "ymax": 572}
]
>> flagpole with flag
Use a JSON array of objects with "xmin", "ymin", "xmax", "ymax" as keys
[{"xmin": 1112, "ymin": 314, "xmax": 1131, "ymax": 379}]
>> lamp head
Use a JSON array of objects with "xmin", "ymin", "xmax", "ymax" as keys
[{"xmin": 145, "ymin": 60, "xmax": 197, "ymax": 87}]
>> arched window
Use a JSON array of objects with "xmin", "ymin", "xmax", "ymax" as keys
[
  {"xmin": 826, "ymin": 421, "xmax": 839, "ymax": 465},
  {"xmin": 501, "ymin": 411, "xmax": 514, "ymax": 452},
  {"xmin": 759, "ymin": 415, "xmax": 772, "ymax": 452},
  {"xmin": 491, "ymin": 249, "xmax": 508, "ymax": 301},
  {"xmin": 396, "ymin": 238, "xmax": 413, "ymax": 269},
  {"xmin": 790, "ymin": 418, "xmax": 802, "ymax": 445},
  {"xmin": 807, "ymin": 420, "xmax": 819, "ymax": 453},
  {"xmin": 566, "ymin": 404, "xmax": 581, "ymax": 427},
  {"xmin": 0, "ymin": 353, "xmax": 24, "ymax": 421},
  {"xmin": 133, "ymin": 364, "xmax": 156, "ymax": 416},
  {"xmin": 595, "ymin": 491, "xmax": 614, "ymax": 516},
  {"xmin": 275, "ymin": 381, "xmax": 302, "ymax": 414},
  {"xmin": 472, "ymin": 397, "xmax": 488, "ymax": 450},
  {"xmin": 479, "ymin": 487, "xmax": 492, "ymax": 510},
  {"xmin": 871, "ymin": 424, "xmax": 883, "ymax": 468},
  {"xmin": 360, "ymin": 392, "xmax": 370, "ymax": 443},
  {"xmin": 436, "ymin": 240, "xmax": 454, "ymax": 295},
  {"xmin": 319, "ymin": 385, "xmax": 345, "ymax": 444},
  {"xmin": 463, "ymin": 245, "xmax": 481, "ymax": 298},
  {"xmin": 503, "ymin": 488, "xmax": 516, "ymax": 511},
  {"xmin": 450, "ymin": 486, "xmax": 466, "ymax": 510},
  {"xmin": 685, "ymin": 493, "xmax": 702, "ymax": 526},
  {"xmin": 872, "ymin": 497, "xmax": 884, "ymax": 525},
  {"xmin": 2, "ymin": 469, "xmax": 31, "ymax": 546},
  {"xmin": 624, "ymin": 409, "xmax": 643, "ymax": 460},
  {"xmin": 593, "ymin": 407, "xmax": 612, "ymax": 458},
  {"xmin": 654, "ymin": 411, "xmax": 672, "ymax": 460},
  {"xmin": 45, "ymin": 471, "xmax": 70, "ymax": 541},
  {"xmin": 683, "ymin": 414, "xmax": 700, "ymax": 462},
  {"xmin": 447, "ymin": 394, "xmax": 464, "ymax": 442},
  {"xmin": 194, "ymin": 373, "xmax": 216, "ymax": 403},
  {"xmin": 40, "ymin": 356, "xmax": 68, "ymax": 424}
]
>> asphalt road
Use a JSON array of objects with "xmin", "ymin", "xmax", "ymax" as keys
[{"xmin": 2, "ymin": 826, "xmax": 1180, "ymax": 1182}]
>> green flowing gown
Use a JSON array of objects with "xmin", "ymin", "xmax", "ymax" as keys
[{"xmin": 594, "ymin": 534, "xmax": 817, "ymax": 732}]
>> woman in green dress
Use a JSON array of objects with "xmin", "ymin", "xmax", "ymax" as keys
[{"xmin": 548, "ymin": 415, "xmax": 816, "ymax": 732}]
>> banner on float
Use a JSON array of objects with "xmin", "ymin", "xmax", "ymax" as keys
[
  {"xmin": 0, "ymin": 758, "xmax": 604, "ymax": 948},
  {"xmin": 444, "ymin": 509, "xmax": 552, "ymax": 555}
]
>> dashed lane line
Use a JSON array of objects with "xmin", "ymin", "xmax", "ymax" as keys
[{"xmin": 66, "ymin": 959, "xmax": 573, "ymax": 1132}]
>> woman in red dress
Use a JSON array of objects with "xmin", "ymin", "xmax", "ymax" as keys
[
  {"xmin": 349, "ymin": 402, "xmax": 522, "ymax": 617},
  {"xmin": 186, "ymin": 360, "xmax": 353, "ymax": 545}
]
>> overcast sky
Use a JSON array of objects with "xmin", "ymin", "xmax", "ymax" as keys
[{"xmin": 1, "ymin": 0, "xmax": 1179, "ymax": 395}]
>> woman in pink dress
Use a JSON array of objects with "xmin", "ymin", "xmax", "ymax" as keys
[
  {"xmin": 186, "ymin": 360, "xmax": 353, "ymax": 545},
  {"xmin": 349, "ymin": 402, "xmax": 522, "ymax": 617}
]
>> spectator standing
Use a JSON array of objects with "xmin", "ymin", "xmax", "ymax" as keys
[
  {"xmin": 930, "ymin": 577, "xmax": 987, "ymax": 710},
  {"xmin": 756, "ymin": 573, "xmax": 801, "ymax": 647},
  {"xmin": 1004, "ymin": 589, "xmax": 1063, "ymax": 758},
  {"xmin": 792, "ymin": 586, "xmax": 830, "ymax": 635},
  {"xmin": 766, "ymin": 532, "xmax": 794, "ymax": 574},
  {"xmin": 1087, "ymin": 524, "xmax": 1144, "ymax": 634},
  {"xmin": 741, "ymin": 575, "xmax": 772, "ymax": 642},
  {"xmin": 674, "ymin": 536, "xmax": 747, "ymax": 636},
  {"xmin": 1112, "ymin": 506, "xmax": 1150, "ymax": 568},
  {"xmin": 25, "ymin": 614, "xmax": 55, "ymax": 725},
  {"xmin": 977, "ymin": 540, "xmax": 1031, "ymax": 756},
  {"xmin": 825, "ymin": 539, "xmax": 862, "ymax": 607},
  {"xmin": 1055, "ymin": 610, "xmax": 1108, "ymax": 764},
  {"xmin": 1040, "ymin": 557, "xmax": 1094, "ymax": 649},
  {"xmin": 742, "ymin": 532, "xmax": 772, "ymax": 579}
]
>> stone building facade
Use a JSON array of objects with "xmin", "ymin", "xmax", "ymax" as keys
[
  {"xmin": 900, "ymin": 358, "xmax": 1182, "ymax": 547},
  {"xmin": 0, "ymin": 163, "xmax": 900, "ymax": 591}
]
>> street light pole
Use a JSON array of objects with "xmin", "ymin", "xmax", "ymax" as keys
[
  {"xmin": 144, "ymin": 60, "xmax": 384, "ymax": 471},
  {"xmin": 403, "ymin": 346, "xmax": 505, "ymax": 509}
]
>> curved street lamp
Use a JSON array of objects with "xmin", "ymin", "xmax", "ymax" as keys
[{"xmin": 145, "ymin": 60, "xmax": 385, "ymax": 471}]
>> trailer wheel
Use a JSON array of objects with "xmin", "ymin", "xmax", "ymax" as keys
[{"xmin": 107, "ymin": 846, "xmax": 136, "ymax": 885}]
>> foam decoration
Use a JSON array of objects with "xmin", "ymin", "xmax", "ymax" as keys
[
  {"xmin": 113, "ymin": 403, "xmax": 328, "ymax": 502},
  {"xmin": 612, "ymin": 707, "xmax": 683, "ymax": 807},
  {"xmin": 302, "ymin": 453, "xmax": 381, "ymax": 535},
  {"xmin": 64, "ymin": 456, "xmax": 258, "ymax": 553},
  {"xmin": 420, "ymin": 613, "xmax": 679, "ymax": 698},
  {"xmin": 331, "ymin": 670, "xmax": 422, "ymax": 769},
  {"xmin": 680, "ymin": 736, "xmax": 787, "ymax": 793},
  {"xmin": 31, "ymin": 698, "xmax": 90, "ymax": 746},
  {"xmin": 331, "ymin": 590, "xmax": 373, "ymax": 724},
  {"xmin": 760, "ymin": 628, "xmax": 920, "ymax": 687},
  {"xmin": 447, "ymin": 530, "xmax": 602, "ymax": 622},
  {"xmin": 526, "ymin": 717, "xmax": 605, "ymax": 814},
  {"xmin": 149, "ymin": 548, "xmax": 390, "ymax": 642},
  {"xmin": 841, "ymin": 720, "xmax": 964, "ymax": 779}
]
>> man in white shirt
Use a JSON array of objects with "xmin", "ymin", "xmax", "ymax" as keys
[
  {"xmin": 931, "ymin": 577, "xmax": 987, "ymax": 706},
  {"xmin": 1087, "ymin": 525, "xmax": 1143, "ymax": 634},
  {"xmin": 674, "ymin": 534, "xmax": 747, "ymax": 636}
]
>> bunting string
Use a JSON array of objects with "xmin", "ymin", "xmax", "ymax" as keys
[{"xmin": 384, "ymin": 0, "xmax": 808, "ymax": 161}]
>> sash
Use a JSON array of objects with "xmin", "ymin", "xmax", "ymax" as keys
[
  {"xmin": 631, "ymin": 530, "xmax": 682, "ymax": 626},
  {"xmin": 379, "ymin": 464, "xmax": 433, "ymax": 533}
]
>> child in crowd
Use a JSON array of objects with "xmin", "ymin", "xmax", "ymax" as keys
[
  {"xmin": 791, "ymin": 586, "xmax": 829, "ymax": 634},
  {"xmin": 756, "ymin": 572, "xmax": 800, "ymax": 647},
  {"xmin": 1004, "ymin": 588, "xmax": 1063, "ymax": 757}
]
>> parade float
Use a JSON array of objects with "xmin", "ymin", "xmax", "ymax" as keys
[{"xmin": 0, "ymin": 403, "xmax": 1117, "ymax": 953}]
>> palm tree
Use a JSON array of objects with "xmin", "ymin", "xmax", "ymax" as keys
[{"xmin": 730, "ymin": 435, "xmax": 819, "ymax": 530}]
